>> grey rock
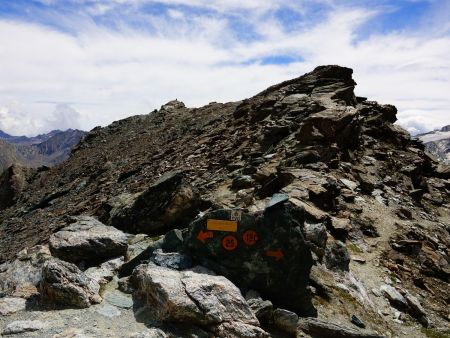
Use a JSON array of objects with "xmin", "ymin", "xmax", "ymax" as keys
[
  {"xmin": 129, "ymin": 329, "xmax": 168, "ymax": 338},
  {"xmin": 52, "ymin": 328, "xmax": 93, "ymax": 337},
  {"xmin": 0, "ymin": 245, "xmax": 51, "ymax": 296},
  {"xmin": 40, "ymin": 258, "xmax": 102, "ymax": 308},
  {"xmin": 273, "ymin": 308, "xmax": 299, "ymax": 335},
  {"xmin": 325, "ymin": 240, "xmax": 350, "ymax": 271},
  {"xmin": 126, "ymin": 235, "xmax": 156, "ymax": 262},
  {"xmin": 304, "ymin": 223, "xmax": 327, "ymax": 260},
  {"xmin": 340, "ymin": 178, "xmax": 359, "ymax": 191},
  {"xmin": 265, "ymin": 193, "xmax": 289, "ymax": 210},
  {"xmin": 380, "ymin": 284, "xmax": 407, "ymax": 308},
  {"xmin": 297, "ymin": 318, "xmax": 385, "ymax": 338},
  {"xmin": 96, "ymin": 304, "xmax": 121, "ymax": 318},
  {"xmin": 85, "ymin": 257, "xmax": 124, "ymax": 285},
  {"xmin": 404, "ymin": 292, "xmax": 428, "ymax": 326},
  {"xmin": 2, "ymin": 320, "xmax": 46, "ymax": 335},
  {"xmin": 150, "ymin": 249, "xmax": 192, "ymax": 270},
  {"xmin": 132, "ymin": 264, "xmax": 259, "ymax": 328},
  {"xmin": 0, "ymin": 298, "xmax": 26, "ymax": 316},
  {"xmin": 119, "ymin": 237, "xmax": 164, "ymax": 277},
  {"xmin": 49, "ymin": 216, "xmax": 128, "ymax": 264},
  {"xmin": 214, "ymin": 321, "xmax": 269, "ymax": 338},
  {"xmin": 104, "ymin": 289, "xmax": 133, "ymax": 309}
]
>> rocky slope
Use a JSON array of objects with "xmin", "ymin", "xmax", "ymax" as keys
[
  {"xmin": 0, "ymin": 66, "xmax": 449, "ymax": 338},
  {"xmin": 0, "ymin": 129, "xmax": 86, "ymax": 173},
  {"xmin": 417, "ymin": 126, "xmax": 450, "ymax": 164}
]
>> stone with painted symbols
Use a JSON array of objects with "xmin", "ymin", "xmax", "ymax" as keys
[{"xmin": 184, "ymin": 201, "xmax": 315, "ymax": 316}]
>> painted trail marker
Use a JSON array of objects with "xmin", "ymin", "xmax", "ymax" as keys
[
  {"xmin": 222, "ymin": 235, "xmax": 238, "ymax": 251},
  {"xmin": 197, "ymin": 230, "xmax": 213, "ymax": 243},
  {"xmin": 242, "ymin": 230, "xmax": 259, "ymax": 246},
  {"xmin": 266, "ymin": 249, "xmax": 284, "ymax": 261},
  {"xmin": 207, "ymin": 219, "xmax": 238, "ymax": 232}
]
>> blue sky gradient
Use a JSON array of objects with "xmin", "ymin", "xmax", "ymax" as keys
[{"xmin": 0, "ymin": 0, "xmax": 449, "ymax": 135}]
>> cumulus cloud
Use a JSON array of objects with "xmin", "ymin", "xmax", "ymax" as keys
[{"xmin": 0, "ymin": 0, "xmax": 448, "ymax": 136}]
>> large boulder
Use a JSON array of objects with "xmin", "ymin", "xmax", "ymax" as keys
[
  {"xmin": 184, "ymin": 201, "xmax": 315, "ymax": 316},
  {"xmin": 132, "ymin": 264, "xmax": 267, "ymax": 337},
  {"xmin": 40, "ymin": 258, "xmax": 102, "ymax": 308},
  {"xmin": 109, "ymin": 171, "xmax": 203, "ymax": 235},
  {"xmin": 49, "ymin": 216, "xmax": 128, "ymax": 265},
  {"xmin": 0, "ymin": 245, "xmax": 51, "ymax": 297}
]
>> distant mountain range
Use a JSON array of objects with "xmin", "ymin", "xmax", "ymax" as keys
[
  {"xmin": 417, "ymin": 125, "xmax": 450, "ymax": 164},
  {"xmin": 0, "ymin": 129, "xmax": 86, "ymax": 172}
]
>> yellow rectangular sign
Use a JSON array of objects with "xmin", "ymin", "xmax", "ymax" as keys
[{"xmin": 207, "ymin": 219, "xmax": 238, "ymax": 232}]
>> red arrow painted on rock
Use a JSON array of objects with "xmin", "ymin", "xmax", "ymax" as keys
[
  {"xmin": 197, "ymin": 230, "xmax": 213, "ymax": 243},
  {"xmin": 266, "ymin": 249, "xmax": 284, "ymax": 261}
]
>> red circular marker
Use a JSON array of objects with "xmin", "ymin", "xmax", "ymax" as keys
[
  {"xmin": 222, "ymin": 235, "xmax": 238, "ymax": 251},
  {"xmin": 242, "ymin": 230, "xmax": 259, "ymax": 246}
]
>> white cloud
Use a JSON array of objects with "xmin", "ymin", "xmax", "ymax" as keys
[{"xmin": 0, "ymin": 2, "xmax": 449, "ymax": 136}]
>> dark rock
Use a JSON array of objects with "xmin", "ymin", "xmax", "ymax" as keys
[
  {"xmin": 162, "ymin": 229, "xmax": 184, "ymax": 252},
  {"xmin": 49, "ymin": 216, "xmax": 128, "ymax": 265},
  {"xmin": 245, "ymin": 290, "xmax": 273, "ymax": 325},
  {"xmin": 109, "ymin": 171, "xmax": 203, "ymax": 235},
  {"xmin": 325, "ymin": 240, "xmax": 350, "ymax": 272},
  {"xmin": 232, "ymin": 175, "xmax": 254, "ymax": 190},
  {"xmin": 351, "ymin": 315, "xmax": 365, "ymax": 328},
  {"xmin": 40, "ymin": 258, "xmax": 102, "ymax": 308},
  {"xmin": 0, "ymin": 164, "xmax": 28, "ymax": 211},
  {"xmin": 184, "ymin": 203, "xmax": 316, "ymax": 316}
]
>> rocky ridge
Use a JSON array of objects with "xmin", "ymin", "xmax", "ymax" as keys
[{"xmin": 0, "ymin": 65, "xmax": 449, "ymax": 338}]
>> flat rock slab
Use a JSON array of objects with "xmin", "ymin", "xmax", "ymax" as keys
[
  {"xmin": 0, "ymin": 298, "xmax": 26, "ymax": 316},
  {"xmin": 96, "ymin": 304, "xmax": 122, "ymax": 318},
  {"xmin": 104, "ymin": 290, "xmax": 133, "ymax": 309},
  {"xmin": 297, "ymin": 318, "xmax": 385, "ymax": 338},
  {"xmin": 49, "ymin": 216, "xmax": 128, "ymax": 264},
  {"xmin": 184, "ymin": 202, "xmax": 315, "ymax": 316},
  {"xmin": 2, "ymin": 320, "xmax": 46, "ymax": 335}
]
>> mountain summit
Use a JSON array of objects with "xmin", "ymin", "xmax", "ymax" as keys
[{"xmin": 0, "ymin": 66, "xmax": 448, "ymax": 337}]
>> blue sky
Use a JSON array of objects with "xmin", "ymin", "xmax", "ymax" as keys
[{"xmin": 0, "ymin": 0, "xmax": 449, "ymax": 135}]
